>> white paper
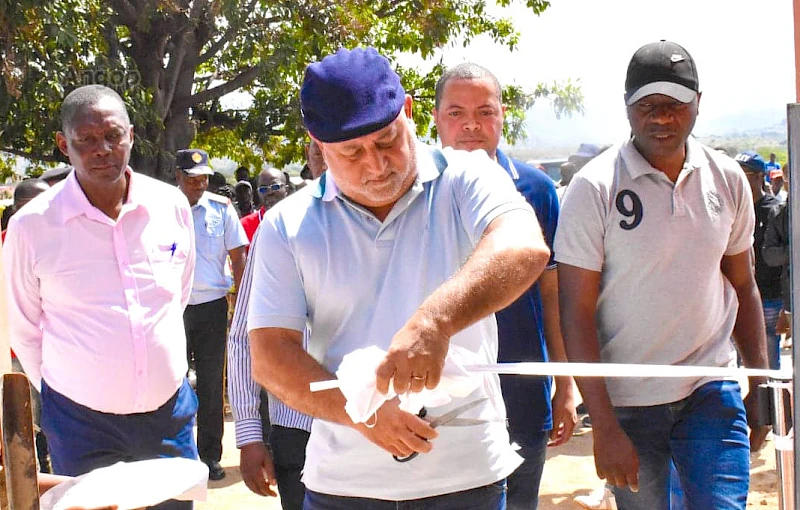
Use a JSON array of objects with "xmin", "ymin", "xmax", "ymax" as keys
[
  {"xmin": 40, "ymin": 458, "xmax": 209, "ymax": 510},
  {"xmin": 335, "ymin": 344, "xmax": 481, "ymax": 424}
]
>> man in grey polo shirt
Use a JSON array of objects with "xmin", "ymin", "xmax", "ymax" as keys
[
  {"xmin": 247, "ymin": 47, "xmax": 550, "ymax": 508},
  {"xmin": 556, "ymin": 40, "xmax": 770, "ymax": 510}
]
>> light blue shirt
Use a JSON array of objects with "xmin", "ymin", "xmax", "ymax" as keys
[
  {"xmin": 247, "ymin": 143, "xmax": 533, "ymax": 500},
  {"xmin": 189, "ymin": 192, "xmax": 248, "ymax": 305}
]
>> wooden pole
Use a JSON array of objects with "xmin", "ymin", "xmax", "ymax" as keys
[
  {"xmin": 0, "ymin": 217, "xmax": 13, "ymax": 510},
  {"xmin": 1, "ymin": 373, "xmax": 39, "ymax": 510}
]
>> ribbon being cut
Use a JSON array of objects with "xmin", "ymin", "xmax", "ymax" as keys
[
  {"xmin": 316, "ymin": 345, "xmax": 482, "ymax": 424},
  {"xmin": 310, "ymin": 345, "xmax": 791, "ymax": 424}
]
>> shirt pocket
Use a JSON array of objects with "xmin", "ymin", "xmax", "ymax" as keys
[
  {"xmin": 198, "ymin": 216, "xmax": 225, "ymax": 254},
  {"xmin": 148, "ymin": 241, "xmax": 188, "ymax": 295}
]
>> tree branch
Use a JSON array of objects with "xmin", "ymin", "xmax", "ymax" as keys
[
  {"xmin": 107, "ymin": 0, "xmax": 138, "ymax": 27},
  {"xmin": 189, "ymin": 0, "xmax": 210, "ymax": 20},
  {"xmin": 193, "ymin": 108, "xmax": 243, "ymax": 130},
  {"xmin": 103, "ymin": 19, "xmax": 122, "ymax": 64},
  {"xmin": 375, "ymin": 0, "xmax": 407, "ymax": 18},
  {"xmin": 1, "ymin": 147, "xmax": 63, "ymax": 163},
  {"xmin": 197, "ymin": 25, "xmax": 238, "ymax": 64},
  {"xmin": 161, "ymin": 26, "xmax": 193, "ymax": 117},
  {"xmin": 197, "ymin": 0, "xmax": 261, "ymax": 65},
  {"xmin": 174, "ymin": 65, "xmax": 262, "ymax": 110}
]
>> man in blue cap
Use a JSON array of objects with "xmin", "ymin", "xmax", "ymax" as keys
[
  {"xmin": 247, "ymin": 47, "xmax": 551, "ymax": 508},
  {"xmin": 736, "ymin": 151, "xmax": 784, "ymax": 370},
  {"xmin": 175, "ymin": 148, "xmax": 249, "ymax": 480}
]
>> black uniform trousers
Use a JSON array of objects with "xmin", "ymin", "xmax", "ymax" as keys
[{"xmin": 184, "ymin": 296, "xmax": 228, "ymax": 462}]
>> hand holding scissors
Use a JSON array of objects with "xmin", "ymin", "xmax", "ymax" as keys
[{"xmin": 393, "ymin": 398, "xmax": 490, "ymax": 462}]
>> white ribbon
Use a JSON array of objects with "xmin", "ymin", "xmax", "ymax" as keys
[{"xmin": 310, "ymin": 361, "xmax": 791, "ymax": 392}]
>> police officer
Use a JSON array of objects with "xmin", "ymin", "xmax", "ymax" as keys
[{"xmin": 175, "ymin": 149, "xmax": 249, "ymax": 480}]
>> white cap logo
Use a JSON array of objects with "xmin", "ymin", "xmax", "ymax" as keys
[{"xmin": 670, "ymin": 54, "xmax": 685, "ymax": 63}]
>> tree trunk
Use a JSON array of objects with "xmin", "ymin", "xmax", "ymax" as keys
[{"xmin": 127, "ymin": 16, "xmax": 202, "ymax": 184}]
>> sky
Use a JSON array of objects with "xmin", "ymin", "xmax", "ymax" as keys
[{"xmin": 396, "ymin": 0, "xmax": 797, "ymax": 154}]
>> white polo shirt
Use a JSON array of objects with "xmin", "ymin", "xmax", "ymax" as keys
[
  {"xmin": 554, "ymin": 137, "xmax": 754, "ymax": 407},
  {"xmin": 248, "ymin": 143, "xmax": 530, "ymax": 500}
]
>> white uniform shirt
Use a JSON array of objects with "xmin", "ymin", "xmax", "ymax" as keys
[
  {"xmin": 248, "ymin": 144, "xmax": 530, "ymax": 500},
  {"xmin": 188, "ymin": 192, "xmax": 248, "ymax": 305},
  {"xmin": 554, "ymin": 137, "xmax": 755, "ymax": 407}
]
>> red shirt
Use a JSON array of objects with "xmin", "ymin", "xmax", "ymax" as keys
[{"xmin": 240, "ymin": 207, "xmax": 265, "ymax": 243}]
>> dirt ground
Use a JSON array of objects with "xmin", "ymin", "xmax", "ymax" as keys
[{"xmin": 198, "ymin": 414, "xmax": 782, "ymax": 510}]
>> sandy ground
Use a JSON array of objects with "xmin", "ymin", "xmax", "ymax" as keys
[
  {"xmin": 198, "ymin": 351, "xmax": 790, "ymax": 509},
  {"xmin": 198, "ymin": 414, "xmax": 782, "ymax": 509}
]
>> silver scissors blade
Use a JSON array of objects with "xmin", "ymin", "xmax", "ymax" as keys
[{"xmin": 427, "ymin": 397, "xmax": 489, "ymax": 428}]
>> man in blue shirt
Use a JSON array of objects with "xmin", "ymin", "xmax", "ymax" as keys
[
  {"xmin": 765, "ymin": 153, "xmax": 781, "ymax": 177},
  {"xmin": 433, "ymin": 63, "xmax": 577, "ymax": 510},
  {"xmin": 175, "ymin": 149, "xmax": 249, "ymax": 480}
]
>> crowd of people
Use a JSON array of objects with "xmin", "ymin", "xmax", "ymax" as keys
[{"xmin": 0, "ymin": 39, "xmax": 788, "ymax": 510}]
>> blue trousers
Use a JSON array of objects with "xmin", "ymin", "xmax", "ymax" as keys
[
  {"xmin": 506, "ymin": 431, "xmax": 549, "ymax": 509},
  {"xmin": 304, "ymin": 480, "xmax": 507, "ymax": 509},
  {"xmin": 41, "ymin": 378, "xmax": 199, "ymax": 510},
  {"xmin": 611, "ymin": 381, "xmax": 749, "ymax": 510}
]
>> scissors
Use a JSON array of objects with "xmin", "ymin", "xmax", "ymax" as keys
[{"xmin": 393, "ymin": 397, "xmax": 490, "ymax": 462}]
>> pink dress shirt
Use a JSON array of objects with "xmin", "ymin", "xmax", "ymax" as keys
[{"xmin": 3, "ymin": 169, "xmax": 195, "ymax": 414}]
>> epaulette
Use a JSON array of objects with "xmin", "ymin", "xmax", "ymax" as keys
[{"xmin": 206, "ymin": 192, "xmax": 231, "ymax": 205}]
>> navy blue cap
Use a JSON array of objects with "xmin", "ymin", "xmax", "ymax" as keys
[
  {"xmin": 176, "ymin": 149, "xmax": 213, "ymax": 176},
  {"xmin": 300, "ymin": 47, "xmax": 406, "ymax": 143},
  {"xmin": 734, "ymin": 151, "xmax": 767, "ymax": 173}
]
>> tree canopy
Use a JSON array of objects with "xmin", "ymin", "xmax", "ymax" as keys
[{"xmin": 0, "ymin": 0, "xmax": 582, "ymax": 181}]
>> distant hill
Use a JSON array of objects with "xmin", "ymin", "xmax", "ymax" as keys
[{"xmin": 512, "ymin": 101, "xmax": 788, "ymax": 160}]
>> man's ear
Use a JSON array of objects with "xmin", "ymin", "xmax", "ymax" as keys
[
  {"xmin": 55, "ymin": 132, "xmax": 69, "ymax": 158},
  {"xmin": 403, "ymin": 94, "xmax": 413, "ymax": 120}
]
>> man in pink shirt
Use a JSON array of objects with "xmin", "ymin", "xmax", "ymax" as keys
[{"xmin": 3, "ymin": 85, "xmax": 198, "ymax": 510}]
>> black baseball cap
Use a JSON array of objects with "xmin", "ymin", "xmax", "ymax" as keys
[{"xmin": 625, "ymin": 40, "xmax": 699, "ymax": 106}]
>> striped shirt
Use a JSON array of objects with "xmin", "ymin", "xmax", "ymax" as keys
[{"xmin": 227, "ymin": 226, "xmax": 312, "ymax": 448}]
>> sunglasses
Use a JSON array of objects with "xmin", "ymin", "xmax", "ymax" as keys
[{"xmin": 258, "ymin": 183, "xmax": 285, "ymax": 193}]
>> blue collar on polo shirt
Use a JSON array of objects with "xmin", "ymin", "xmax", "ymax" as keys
[{"xmin": 495, "ymin": 149, "xmax": 520, "ymax": 181}]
